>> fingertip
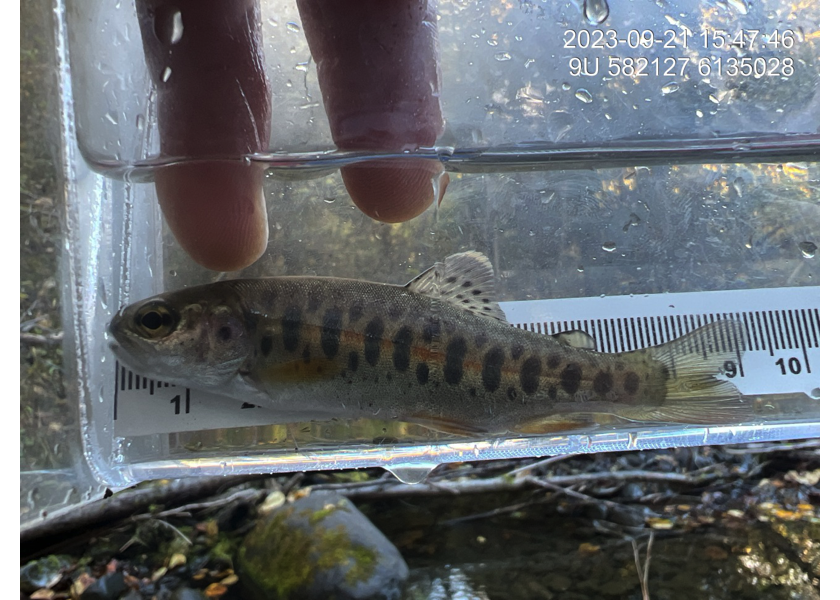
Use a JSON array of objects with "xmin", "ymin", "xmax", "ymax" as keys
[
  {"xmin": 341, "ymin": 159, "xmax": 448, "ymax": 223},
  {"xmin": 155, "ymin": 162, "xmax": 268, "ymax": 271}
]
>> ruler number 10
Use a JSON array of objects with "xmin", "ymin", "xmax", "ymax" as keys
[{"xmin": 775, "ymin": 357, "xmax": 803, "ymax": 375}]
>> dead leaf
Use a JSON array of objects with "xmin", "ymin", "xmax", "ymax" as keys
[
  {"xmin": 578, "ymin": 542, "xmax": 600, "ymax": 556},
  {"xmin": 30, "ymin": 589, "xmax": 55, "ymax": 600},
  {"xmin": 204, "ymin": 582, "xmax": 228, "ymax": 597}
]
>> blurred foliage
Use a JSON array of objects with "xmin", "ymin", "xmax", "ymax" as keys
[{"xmin": 20, "ymin": 0, "xmax": 74, "ymax": 473}]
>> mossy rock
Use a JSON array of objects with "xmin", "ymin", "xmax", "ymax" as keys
[{"xmin": 238, "ymin": 491, "xmax": 407, "ymax": 600}]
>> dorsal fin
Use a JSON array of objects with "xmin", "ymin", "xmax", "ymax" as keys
[
  {"xmin": 552, "ymin": 330, "xmax": 596, "ymax": 349},
  {"xmin": 405, "ymin": 251, "xmax": 508, "ymax": 322}
]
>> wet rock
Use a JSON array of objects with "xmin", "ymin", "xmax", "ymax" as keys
[
  {"xmin": 21, "ymin": 555, "xmax": 73, "ymax": 593},
  {"xmin": 238, "ymin": 491, "xmax": 408, "ymax": 600},
  {"xmin": 169, "ymin": 587, "xmax": 207, "ymax": 600},
  {"xmin": 80, "ymin": 572, "xmax": 128, "ymax": 600}
]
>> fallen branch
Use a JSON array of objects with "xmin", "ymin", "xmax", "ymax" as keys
[
  {"xmin": 20, "ymin": 332, "xmax": 64, "ymax": 346},
  {"xmin": 329, "ymin": 469, "xmax": 722, "ymax": 500},
  {"xmin": 20, "ymin": 475, "xmax": 268, "ymax": 561}
]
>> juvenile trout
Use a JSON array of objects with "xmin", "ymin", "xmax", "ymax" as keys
[{"xmin": 108, "ymin": 252, "xmax": 747, "ymax": 435}]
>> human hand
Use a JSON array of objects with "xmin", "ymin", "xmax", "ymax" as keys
[{"xmin": 137, "ymin": 0, "xmax": 446, "ymax": 271}]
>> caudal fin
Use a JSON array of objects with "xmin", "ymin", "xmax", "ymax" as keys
[{"xmin": 624, "ymin": 320, "xmax": 750, "ymax": 424}]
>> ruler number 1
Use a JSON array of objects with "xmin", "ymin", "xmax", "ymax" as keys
[
  {"xmin": 775, "ymin": 357, "xmax": 803, "ymax": 375},
  {"xmin": 170, "ymin": 393, "xmax": 191, "ymax": 415}
]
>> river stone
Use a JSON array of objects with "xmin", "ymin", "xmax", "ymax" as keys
[
  {"xmin": 238, "ymin": 491, "xmax": 408, "ymax": 600},
  {"xmin": 20, "ymin": 555, "xmax": 73, "ymax": 593}
]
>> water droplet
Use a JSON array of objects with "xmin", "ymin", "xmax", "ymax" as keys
[
  {"xmin": 602, "ymin": 241, "xmax": 617, "ymax": 252},
  {"xmin": 732, "ymin": 177, "xmax": 745, "ymax": 198},
  {"xmin": 575, "ymin": 88, "xmax": 593, "ymax": 103},
  {"xmin": 494, "ymin": 51, "xmax": 512, "ymax": 62},
  {"xmin": 709, "ymin": 93, "xmax": 720, "ymax": 104},
  {"xmin": 387, "ymin": 463, "xmax": 438, "ymax": 484},
  {"xmin": 153, "ymin": 6, "xmax": 184, "ymax": 45},
  {"xmin": 727, "ymin": 0, "xmax": 748, "ymax": 15},
  {"xmin": 622, "ymin": 213, "xmax": 641, "ymax": 232},
  {"xmin": 798, "ymin": 241, "xmax": 817, "ymax": 258},
  {"xmin": 286, "ymin": 21, "xmax": 301, "ymax": 33},
  {"xmin": 160, "ymin": 66, "xmax": 172, "ymax": 83},
  {"xmin": 696, "ymin": 110, "xmax": 704, "ymax": 118},
  {"xmin": 582, "ymin": 0, "xmax": 610, "ymax": 25},
  {"xmin": 323, "ymin": 196, "xmax": 336, "ymax": 204},
  {"xmin": 529, "ymin": 230, "xmax": 536, "ymax": 237},
  {"xmin": 577, "ymin": 265, "xmax": 585, "ymax": 273},
  {"xmin": 168, "ymin": 269, "xmax": 177, "ymax": 277},
  {"xmin": 267, "ymin": 17, "xmax": 279, "ymax": 27},
  {"xmin": 135, "ymin": 114, "xmax": 145, "ymax": 130},
  {"xmin": 561, "ymin": 82, "xmax": 571, "ymax": 91},
  {"xmin": 486, "ymin": 37, "xmax": 498, "ymax": 47},
  {"xmin": 810, "ymin": 388, "xmax": 820, "ymax": 400},
  {"xmin": 294, "ymin": 61, "xmax": 309, "ymax": 72},
  {"xmin": 661, "ymin": 82, "xmax": 680, "ymax": 95},
  {"xmin": 104, "ymin": 112, "xmax": 118, "ymax": 125}
]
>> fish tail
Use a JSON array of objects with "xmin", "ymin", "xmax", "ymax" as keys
[{"xmin": 626, "ymin": 320, "xmax": 750, "ymax": 424}]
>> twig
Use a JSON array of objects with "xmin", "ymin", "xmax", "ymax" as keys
[
  {"xmin": 631, "ymin": 531, "xmax": 655, "ymax": 600},
  {"xmin": 441, "ymin": 492, "xmax": 561, "ymax": 525},
  {"xmin": 328, "ymin": 469, "xmax": 721, "ymax": 500},
  {"xmin": 20, "ymin": 332, "xmax": 64, "ymax": 346},
  {"xmin": 722, "ymin": 439, "xmax": 820, "ymax": 454},
  {"xmin": 505, "ymin": 454, "xmax": 573, "ymax": 478}
]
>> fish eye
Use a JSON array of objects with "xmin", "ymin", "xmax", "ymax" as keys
[{"xmin": 135, "ymin": 302, "xmax": 177, "ymax": 338}]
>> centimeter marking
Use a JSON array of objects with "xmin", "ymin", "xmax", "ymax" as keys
[
  {"xmin": 515, "ymin": 307, "xmax": 820, "ymax": 356},
  {"xmin": 112, "ymin": 286, "xmax": 819, "ymax": 437}
]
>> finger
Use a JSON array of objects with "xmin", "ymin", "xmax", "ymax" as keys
[
  {"xmin": 297, "ymin": 0, "xmax": 446, "ymax": 222},
  {"xmin": 136, "ymin": 0, "xmax": 271, "ymax": 270}
]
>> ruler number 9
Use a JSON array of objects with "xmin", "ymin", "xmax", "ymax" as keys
[
  {"xmin": 722, "ymin": 361, "xmax": 738, "ymax": 378},
  {"xmin": 775, "ymin": 357, "xmax": 803, "ymax": 375}
]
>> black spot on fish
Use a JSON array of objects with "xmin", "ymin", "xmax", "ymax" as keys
[
  {"xmin": 520, "ymin": 357, "xmax": 542, "ymax": 395},
  {"xmin": 474, "ymin": 332, "xmax": 488, "ymax": 349},
  {"xmin": 302, "ymin": 345, "xmax": 311, "ymax": 364},
  {"xmin": 482, "ymin": 298, "xmax": 490, "ymax": 304},
  {"xmin": 416, "ymin": 363, "xmax": 429, "ymax": 385},
  {"xmin": 443, "ymin": 337, "xmax": 468, "ymax": 385},
  {"xmin": 422, "ymin": 319, "xmax": 441, "ymax": 343},
  {"xmin": 392, "ymin": 326, "xmax": 413, "ymax": 372},
  {"xmin": 282, "ymin": 306, "xmax": 302, "ymax": 352},
  {"xmin": 511, "ymin": 344, "xmax": 524, "ymax": 360},
  {"xmin": 547, "ymin": 355, "xmax": 561, "ymax": 370},
  {"xmin": 348, "ymin": 302, "xmax": 364, "ymax": 323},
  {"xmin": 594, "ymin": 371, "xmax": 613, "ymax": 395},
  {"xmin": 469, "ymin": 387, "xmax": 477, "ymax": 396},
  {"xmin": 456, "ymin": 294, "xmax": 464, "ymax": 300},
  {"xmin": 548, "ymin": 385, "xmax": 558, "ymax": 400},
  {"xmin": 624, "ymin": 372, "xmax": 640, "ymax": 395},
  {"xmin": 560, "ymin": 363, "xmax": 582, "ymax": 395},
  {"xmin": 446, "ymin": 276, "xmax": 457, "ymax": 283},
  {"xmin": 307, "ymin": 288, "xmax": 321, "ymax": 312},
  {"xmin": 471, "ymin": 289, "xmax": 482, "ymax": 296},
  {"xmin": 462, "ymin": 280, "xmax": 472, "ymax": 288},
  {"xmin": 321, "ymin": 308, "xmax": 342, "ymax": 358},
  {"xmin": 217, "ymin": 326, "xmax": 232, "ymax": 342},
  {"xmin": 348, "ymin": 351, "xmax": 359, "ymax": 372},
  {"xmin": 260, "ymin": 335, "xmax": 273, "ymax": 357},
  {"xmin": 364, "ymin": 317, "xmax": 385, "ymax": 366},
  {"xmin": 388, "ymin": 303, "xmax": 405, "ymax": 319},
  {"xmin": 615, "ymin": 361, "xmax": 626, "ymax": 372},
  {"xmin": 507, "ymin": 387, "xmax": 518, "ymax": 401},
  {"xmin": 481, "ymin": 347, "xmax": 505, "ymax": 392}
]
